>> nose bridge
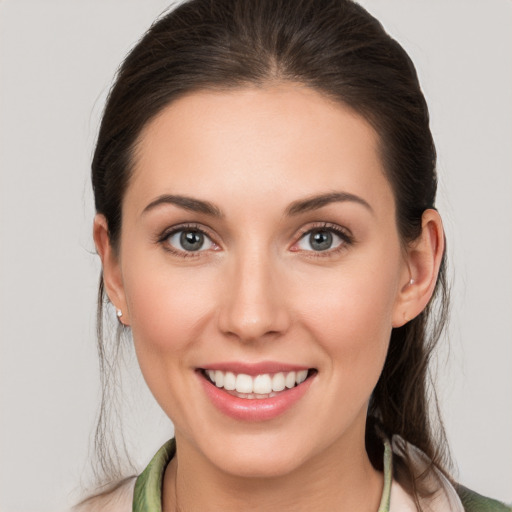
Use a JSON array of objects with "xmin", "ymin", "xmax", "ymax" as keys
[{"xmin": 218, "ymin": 243, "xmax": 289, "ymax": 342}]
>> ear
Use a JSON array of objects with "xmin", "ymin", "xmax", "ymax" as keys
[
  {"xmin": 392, "ymin": 209, "xmax": 445, "ymax": 328},
  {"xmin": 93, "ymin": 214, "xmax": 130, "ymax": 326}
]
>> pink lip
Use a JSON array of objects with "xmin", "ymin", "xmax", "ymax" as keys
[
  {"xmin": 197, "ymin": 368, "xmax": 316, "ymax": 422},
  {"xmin": 199, "ymin": 361, "xmax": 310, "ymax": 376}
]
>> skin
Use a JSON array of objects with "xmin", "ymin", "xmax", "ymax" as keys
[{"xmin": 95, "ymin": 83, "xmax": 444, "ymax": 512}]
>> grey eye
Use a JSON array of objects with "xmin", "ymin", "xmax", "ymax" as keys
[
  {"xmin": 167, "ymin": 229, "xmax": 214, "ymax": 252},
  {"xmin": 297, "ymin": 229, "xmax": 343, "ymax": 252},
  {"xmin": 310, "ymin": 230, "xmax": 332, "ymax": 251},
  {"xmin": 180, "ymin": 231, "xmax": 204, "ymax": 251}
]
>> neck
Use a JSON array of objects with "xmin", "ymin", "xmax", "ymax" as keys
[{"xmin": 162, "ymin": 427, "xmax": 383, "ymax": 512}]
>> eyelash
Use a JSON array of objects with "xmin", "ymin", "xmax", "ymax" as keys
[
  {"xmin": 292, "ymin": 222, "xmax": 354, "ymax": 258},
  {"xmin": 157, "ymin": 223, "xmax": 219, "ymax": 258},
  {"xmin": 156, "ymin": 222, "xmax": 354, "ymax": 258}
]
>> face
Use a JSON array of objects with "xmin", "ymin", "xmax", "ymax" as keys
[{"xmin": 109, "ymin": 84, "xmax": 412, "ymax": 477}]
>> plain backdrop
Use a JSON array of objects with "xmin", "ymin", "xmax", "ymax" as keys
[{"xmin": 0, "ymin": 1, "xmax": 511, "ymax": 510}]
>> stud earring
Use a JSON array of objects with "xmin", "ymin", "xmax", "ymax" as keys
[
  {"xmin": 116, "ymin": 309, "xmax": 125, "ymax": 326},
  {"xmin": 409, "ymin": 278, "xmax": 415, "ymax": 286}
]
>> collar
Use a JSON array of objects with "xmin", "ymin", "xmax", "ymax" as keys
[{"xmin": 132, "ymin": 437, "xmax": 394, "ymax": 512}]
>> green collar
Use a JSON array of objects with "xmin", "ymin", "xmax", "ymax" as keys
[
  {"xmin": 133, "ymin": 437, "xmax": 392, "ymax": 512},
  {"xmin": 133, "ymin": 439, "xmax": 176, "ymax": 512}
]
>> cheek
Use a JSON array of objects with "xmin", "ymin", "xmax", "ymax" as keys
[
  {"xmin": 121, "ymin": 258, "xmax": 220, "ymax": 419},
  {"xmin": 291, "ymin": 268, "xmax": 397, "ymax": 434},
  {"xmin": 121, "ymin": 249, "xmax": 217, "ymax": 368},
  {"xmin": 297, "ymin": 258, "xmax": 398, "ymax": 335},
  {"xmin": 292, "ymin": 257, "xmax": 401, "ymax": 384}
]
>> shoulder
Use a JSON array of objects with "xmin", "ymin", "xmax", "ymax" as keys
[
  {"xmin": 390, "ymin": 480, "xmax": 511, "ymax": 512},
  {"xmin": 72, "ymin": 476, "xmax": 136, "ymax": 512},
  {"xmin": 455, "ymin": 485, "xmax": 512, "ymax": 512},
  {"xmin": 390, "ymin": 435, "xmax": 510, "ymax": 512}
]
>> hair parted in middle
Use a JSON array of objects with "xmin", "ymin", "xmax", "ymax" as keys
[{"xmin": 91, "ymin": 0, "xmax": 451, "ymax": 502}]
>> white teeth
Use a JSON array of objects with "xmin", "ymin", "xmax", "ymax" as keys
[
  {"xmin": 296, "ymin": 369, "xmax": 308, "ymax": 384},
  {"xmin": 223, "ymin": 371, "xmax": 236, "ymax": 391},
  {"xmin": 272, "ymin": 372, "xmax": 286, "ymax": 392},
  {"xmin": 285, "ymin": 371, "xmax": 296, "ymax": 389},
  {"xmin": 235, "ymin": 392, "xmax": 278, "ymax": 400},
  {"xmin": 206, "ymin": 369, "xmax": 310, "ymax": 395},
  {"xmin": 214, "ymin": 370, "xmax": 224, "ymax": 388},
  {"xmin": 235, "ymin": 373, "xmax": 253, "ymax": 393},
  {"xmin": 253, "ymin": 374, "xmax": 272, "ymax": 394}
]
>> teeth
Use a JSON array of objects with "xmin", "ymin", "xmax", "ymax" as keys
[
  {"xmin": 285, "ymin": 371, "xmax": 296, "ymax": 389},
  {"xmin": 223, "ymin": 371, "xmax": 236, "ymax": 391},
  {"xmin": 235, "ymin": 392, "xmax": 278, "ymax": 400},
  {"xmin": 272, "ymin": 372, "xmax": 286, "ymax": 392},
  {"xmin": 235, "ymin": 374, "xmax": 253, "ymax": 393},
  {"xmin": 214, "ymin": 370, "xmax": 224, "ymax": 388},
  {"xmin": 253, "ymin": 374, "xmax": 272, "ymax": 394},
  {"xmin": 296, "ymin": 369, "xmax": 308, "ymax": 384},
  {"xmin": 206, "ymin": 369, "xmax": 310, "ymax": 394}
]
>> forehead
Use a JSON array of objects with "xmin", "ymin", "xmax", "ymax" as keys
[{"xmin": 127, "ymin": 84, "xmax": 394, "ymax": 217}]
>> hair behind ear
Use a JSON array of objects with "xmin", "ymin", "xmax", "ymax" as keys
[
  {"xmin": 369, "ymin": 245, "xmax": 451, "ymax": 495},
  {"xmin": 392, "ymin": 209, "xmax": 445, "ymax": 328},
  {"xmin": 93, "ymin": 214, "xmax": 130, "ymax": 325}
]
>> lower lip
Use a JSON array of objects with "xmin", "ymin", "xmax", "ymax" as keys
[{"xmin": 198, "ymin": 371, "xmax": 315, "ymax": 421}]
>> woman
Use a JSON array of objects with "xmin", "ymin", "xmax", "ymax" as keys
[{"xmin": 77, "ymin": 0, "xmax": 510, "ymax": 510}]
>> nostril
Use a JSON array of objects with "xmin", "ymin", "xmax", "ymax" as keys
[{"xmin": 217, "ymin": 274, "xmax": 291, "ymax": 342}]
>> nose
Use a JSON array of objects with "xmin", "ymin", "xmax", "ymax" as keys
[{"xmin": 217, "ymin": 250, "xmax": 291, "ymax": 343}]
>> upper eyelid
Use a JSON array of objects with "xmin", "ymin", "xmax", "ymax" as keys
[
  {"xmin": 156, "ymin": 221, "xmax": 353, "ymax": 249},
  {"xmin": 158, "ymin": 223, "xmax": 215, "ymax": 241},
  {"xmin": 294, "ymin": 222, "xmax": 353, "ymax": 240},
  {"xmin": 291, "ymin": 223, "xmax": 354, "ymax": 252},
  {"xmin": 157, "ymin": 224, "xmax": 219, "ymax": 256}
]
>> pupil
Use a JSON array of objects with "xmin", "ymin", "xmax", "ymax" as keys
[
  {"xmin": 310, "ymin": 230, "xmax": 332, "ymax": 251},
  {"xmin": 180, "ymin": 230, "xmax": 204, "ymax": 251}
]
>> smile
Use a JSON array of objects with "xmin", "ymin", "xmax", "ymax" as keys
[
  {"xmin": 203, "ymin": 369, "xmax": 310, "ymax": 398},
  {"xmin": 198, "ymin": 365, "xmax": 317, "ymax": 421}
]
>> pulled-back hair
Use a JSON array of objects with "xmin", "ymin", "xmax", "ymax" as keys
[{"xmin": 90, "ymin": 0, "xmax": 451, "ymax": 507}]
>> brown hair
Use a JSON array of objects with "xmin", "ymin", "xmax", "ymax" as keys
[{"xmin": 88, "ymin": 0, "xmax": 451, "ymax": 507}]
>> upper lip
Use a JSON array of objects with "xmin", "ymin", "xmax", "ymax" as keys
[{"xmin": 198, "ymin": 361, "xmax": 312, "ymax": 376}]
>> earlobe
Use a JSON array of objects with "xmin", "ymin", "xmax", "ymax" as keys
[
  {"xmin": 392, "ymin": 209, "xmax": 445, "ymax": 327},
  {"xmin": 93, "ymin": 214, "xmax": 130, "ymax": 325}
]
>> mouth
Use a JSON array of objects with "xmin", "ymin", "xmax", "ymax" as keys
[{"xmin": 199, "ymin": 368, "xmax": 317, "ymax": 400}]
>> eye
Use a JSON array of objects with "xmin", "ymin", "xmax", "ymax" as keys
[
  {"xmin": 295, "ymin": 227, "xmax": 349, "ymax": 252},
  {"xmin": 166, "ymin": 228, "xmax": 215, "ymax": 252}
]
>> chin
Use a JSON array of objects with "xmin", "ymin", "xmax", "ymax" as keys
[
  {"xmin": 216, "ymin": 451, "xmax": 304, "ymax": 479},
  {"xmin": 196, "ymin": 429, "xmax": 318, "ymax": 479}
]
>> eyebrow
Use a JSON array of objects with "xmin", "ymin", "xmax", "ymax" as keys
[
  {"xmin": 142, "ymin": 191, "xmax": 373, "ymax": 218},
  {"xmin": 142, "ymin": 194, "xmax": 224, "ymax": 218},
  {"xmin": 285, "ymin": 192, "xmax": 373, "ymax": 216}
]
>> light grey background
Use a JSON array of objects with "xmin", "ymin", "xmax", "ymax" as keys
[{"xmin": 0, "ymin": 1, "xmax": 511, "ymax": 510}]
